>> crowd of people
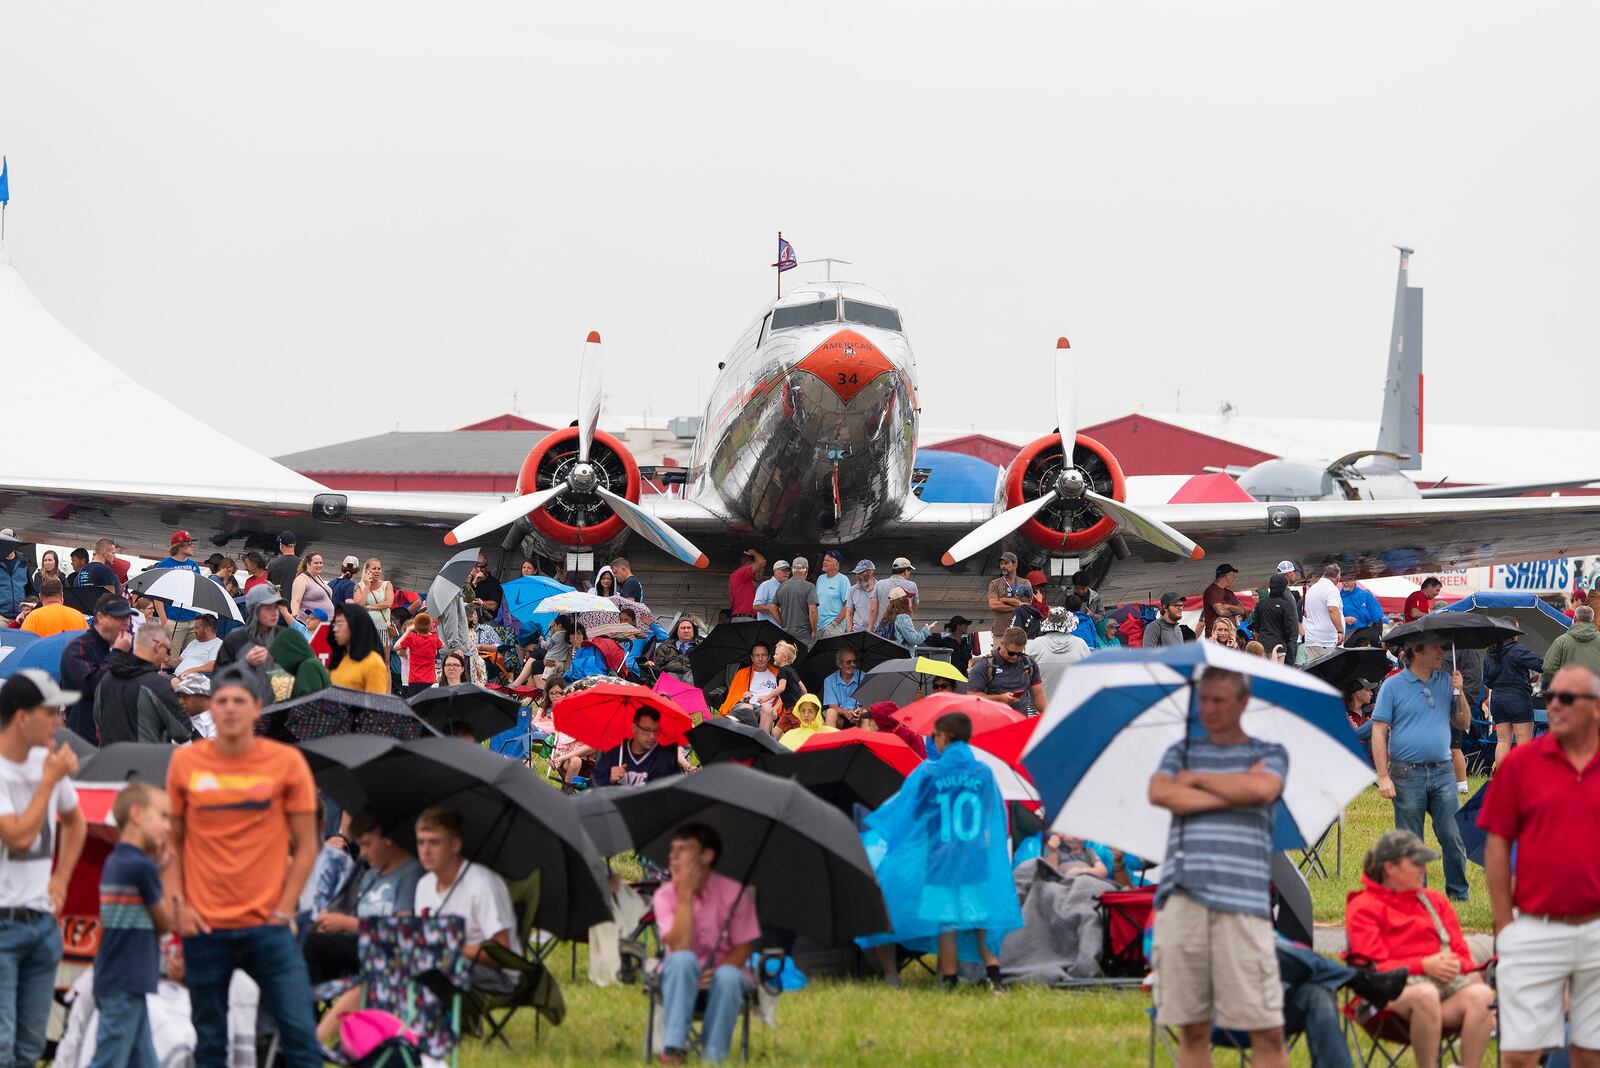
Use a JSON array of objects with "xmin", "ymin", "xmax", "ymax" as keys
[{"xmin": 3, "ymin": 521, "xmax": 1599, "ymax": 1067}]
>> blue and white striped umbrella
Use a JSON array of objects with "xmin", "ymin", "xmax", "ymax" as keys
[{"xmin": 1021, "ymin": 642, "xmax": 1373, "ymax": 863}]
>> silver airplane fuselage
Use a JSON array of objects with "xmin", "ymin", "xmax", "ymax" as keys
[{"xmin": 687, "ymin": 282, "xmax": 919, "ymax": 543}]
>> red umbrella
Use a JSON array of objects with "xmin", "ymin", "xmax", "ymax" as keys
[
  {"xmin": 891, "ymin": 692, "xmax": 1025, "ymax": 737},
  {"xmin": 553, "ymin": 682, "xmax": 693, "ymax": 750},
  {"xmin": 969, "ymin": 716, "xmax": 1039, "ymax": 768},
  {"xmin": 797, "ymin": 728, "xmax": 923, "ymax": 777}
]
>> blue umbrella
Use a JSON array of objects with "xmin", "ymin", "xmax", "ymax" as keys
[
  {"xmin": 1021, "ymin": 642, "xmax": 1373, "ymax": 862},
  {"xmin": 1439, "ymin": 591, "xmax": 1571, "ymax": 657},
  {"xmin": 0, "ymin": 631, "xmax": 41, "ymax": 677},
  {"xmin": 1454, "ymin": 781, "xmax": 1490, "ymax": 867},
  {"xmin": 0, "ymin": 629, "xmax": 87, "ymax": 681},
  {"xmin": 502, "ymin": 575, "xmax": 574, "ymax": 636}
]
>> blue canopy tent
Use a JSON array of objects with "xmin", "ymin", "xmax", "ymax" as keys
[{"xmin": 1439, "ymin": 591, "xmax": 1570, "ymax": 657}]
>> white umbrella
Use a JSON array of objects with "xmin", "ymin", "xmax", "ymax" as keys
[
  {"xmin": 535, "ymin": 591, "xmax": 616, "ymax": 614},
  {"xmin": 125, "ymin": 567, "xmax": 243, "ymax": 622},
  {"xmin": 1022, "ymin": 642, "xmax": 1373, "ymax": 862}
]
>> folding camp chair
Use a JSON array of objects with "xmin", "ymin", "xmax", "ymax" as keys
[
  {"xmin": 642, "ymin": 950, "xmax": 785, "ymax": 1063},
  {"xmin": 1339, "ymin": 954, "xmax": 1497, "ymax": 1068},
  {"xmin": 1296, "ymin": 816, "xmax": 1343, "ymax": 880},
  {"xmin": 1146, "ymin": 1007, "xmax": 1303, "ymax": 1066},
  {"xmin": 467, "ymin": 873, "xmax": 565, "ymax": 1047},
  {"xmin": 311, "ymin": 915, "xmax": 472, "ymax": 1068},
  {"xmin": 1097, "ymin": 885, "xmax": 1155, "ymax": 978}
]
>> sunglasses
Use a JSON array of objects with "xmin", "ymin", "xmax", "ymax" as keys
[
  {"xmin": 997, "ymin": 646, "xmax": 1023, "ymax": 660},
  {"xmin": 1548, "ymin": 690, "xmax": 1599, "ymax": 706}
]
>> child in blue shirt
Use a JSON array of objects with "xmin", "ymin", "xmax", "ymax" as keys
[{"xmin": 90, "ymin": 782, "xmax": 175, "ymax": 1068}]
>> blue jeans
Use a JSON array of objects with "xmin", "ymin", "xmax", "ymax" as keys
[
  {"xmin": 1390, "ymin": 760, "xmax": 1470, "ymax": 898},
  {"xmin": 183, "ymin": 925, "xmax": 321, "ymax": 1068},
  {"xmin": 1276, "ymin": 942, "xmax": 1354, "ymax": 1068},
  {"xmin": 88, "ymin": 991, "xmax": 158, "ymax": 1068},
  {"xmin": 0, "ymin": 912, "xmax": 62, "ymax": 1068},
  {"xmin": 659, "ymin": 951, "xmax": 748, "ymax": 1063}
]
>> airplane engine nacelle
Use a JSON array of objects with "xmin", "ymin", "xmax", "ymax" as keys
[
  {"xmin": 516, "ymin": 427, "xmax": 641, "ymax": 548},
  {"xmin": 1004, "ymin": 433, "xmax": 1128, "ymax": 554}
]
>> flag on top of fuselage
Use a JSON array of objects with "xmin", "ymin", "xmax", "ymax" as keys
[
  {"xmin": 0, "ymin": 158, "xmax": 9, "ymax": 206},
  {"xmin": 773, "ymin": 235, "xmax": 796, "ymax": 272}
]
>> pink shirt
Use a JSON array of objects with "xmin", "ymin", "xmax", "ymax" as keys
[{"xmin": 652, "ymin": 871, "xmax": 761, "ymax": 968}]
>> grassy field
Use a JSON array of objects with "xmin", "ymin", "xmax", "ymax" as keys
[{"xmin": 448, "ymin": 775, "xmax": 1491, "ymax": 1067}]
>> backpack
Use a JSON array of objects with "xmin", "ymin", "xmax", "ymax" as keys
[{"xmin": 1010, "ymin": 604, "xmax": 1044, "ymax": 639}]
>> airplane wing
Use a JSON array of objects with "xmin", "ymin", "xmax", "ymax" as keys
[
  {"xmin": 1419, "ymin": 479, "xmax": 1600, "ymax": 500},
  {"xmin": 890, "ymin": 495, "xmax": 1600, "ymax": 602}
]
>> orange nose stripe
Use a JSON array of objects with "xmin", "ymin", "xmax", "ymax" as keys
[{"xmin": 794, "ymin": 329, "xmax": 894, "ymax": 403}]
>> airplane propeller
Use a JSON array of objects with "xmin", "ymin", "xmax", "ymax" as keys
[
  {"xmin": 941, "ymin": 338, "xmax": 1204, "ymax": 566},
  {"xmin": 445, "ymin": 332, "xmax": 710, "ymax": 568}
]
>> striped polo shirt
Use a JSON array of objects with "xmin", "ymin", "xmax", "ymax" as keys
[
  {"xmin": 1154, "ymin": 736, "xmax": 1289, "ymax": 919},
  {"xmin": 94, "ymin": 842, "xmax": 164, "ymax": 997}
]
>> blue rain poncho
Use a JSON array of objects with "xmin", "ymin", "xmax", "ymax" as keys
[{"xmin": 858, "ymin": 740, "xmax": 1023, "ymax": 961}]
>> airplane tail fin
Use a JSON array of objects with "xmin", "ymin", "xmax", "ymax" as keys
[{"xmin": 1376, "ymin": 247, "xmax": 1424, "ymax": 470}]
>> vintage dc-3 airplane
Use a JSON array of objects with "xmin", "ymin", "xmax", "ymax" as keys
[{"xmin": 4, "ymin": 242, "xmax": 1600, "ymax": 603}]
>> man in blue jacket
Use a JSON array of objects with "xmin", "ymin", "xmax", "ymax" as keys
[
  {"xmin": 0, "ymin": 530, "xmax": 32, "ymax": 622},
  {"xmin": 1340, "ymin": 579, "xmax": 1385, "ymax": 648}
]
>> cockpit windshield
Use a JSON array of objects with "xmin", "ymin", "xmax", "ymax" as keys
[
  {"xmin": 841, "ymin": 300, "xmax": 902, "ymax": 332},
  {"xmin": 769, "ymin": 299, "xmax": 839, "ymax": 331}
]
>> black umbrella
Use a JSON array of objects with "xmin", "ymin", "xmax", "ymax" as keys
[
  {"xmin": 685, "ymin": 717, "xmax": 787, "ymax": 767},
  {"xmin": 687, "ymin": 621, "xmax": 800, "ymax": 692},
  {"xmin": 766, "ymin": 743, "xmax": 908, "ymax": 814},
  {"xmin": 125, "ymin": 568, "xmax": 244, "ymax": 623},
  {"xmin": 797, "ymin": 632, "xmax": 906, "ymax": 691},
  {"xmin": 573, "ymin": 790, "xmax": 634, "ymax": 856},
  {"xmin": 299, "ymin": 735, "xmax": 611, "ymax": 937},
  {"xmin": 1270, "ymin": 852, "xmax": 1314, "ymax": 945},
  {"xmin": 75, "ymin": 743, "xmax": 174, "ymax": 784},
  {"xmin": 406, "ymin": 684, "xmax": 520, "ymax": 742},
  {"xmin": 1383, "ymin": 612, "xmax": 1523, "ymax": 651},
  {"xmin": 260, "ymin": 687, "xmax": 438, "ymax": 743},
  {"xmin": 851, "ymin": 657, "xmax": 922, "ymax": 707},
  {"xmin": 1303, "ymin": 647, "xmax": 1393, "ymax": 695},
  {"xmin": 607, "ymin": 763, "xmax": 888, "ymax": 944}
]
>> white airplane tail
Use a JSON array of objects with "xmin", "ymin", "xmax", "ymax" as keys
[{"xmin": 1376, "ymin": 246, "xmax": 1424, "ymax": 470}]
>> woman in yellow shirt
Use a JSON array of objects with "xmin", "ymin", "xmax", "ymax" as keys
[{"xmin": 327, "ymin": 604, "xmax": 391, "ymax": 694}]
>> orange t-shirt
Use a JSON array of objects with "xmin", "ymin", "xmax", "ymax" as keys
[{"xmin": 167, "ymin": 738, "xmax": 317, "ymax": 929}]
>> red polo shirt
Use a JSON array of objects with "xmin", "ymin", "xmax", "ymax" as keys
[
  {"xmin": 1403, "ymin": 591, "xmax": 1431, "ymax": 621},
  {"xmin": 1477, "ymin": 731, "xmax": 1600, "ymax": 917}
]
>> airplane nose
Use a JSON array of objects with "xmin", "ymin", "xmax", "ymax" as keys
[{"xmin": 793, "ymin": 328, "xmax": 897, "ymax": 402}]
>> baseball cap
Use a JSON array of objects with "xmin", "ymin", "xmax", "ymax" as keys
[
  {"xmin": 97, "ymin": 598, "xmax": 135, "ymax": 619},
  {"xmin": 342, "ymin": 555, "xmax": 360, "ymax": 569},
  {"xmin": 175, "ymin": 674, "xmax": 212, "ymax": 696},
  {"xmin": 1367, "ymin": 829, "xmax": 1440, "ymax": 871},
  {"xmin": 791, "ymin": 556, "xmax": 810, "ymax": 571},
  {"xmin": 170, "ymin": 529, "xmax": 194, "ymax": 547},
  {"xmin": 948, "ymin": 614, "xmax": 972, "ymax": 628},
  {"xmin": 852, "ymin": 559, "xmax": 876, "ymax": 574},
  {"xmin": 824, "ymin": 549, "xmax": 845, "ymax": 564},
  {"xmin": 211, "ymin": 663, "xmax": 269, "ymax": 703},
  {"xmin": 1215, "ymin": 563, "xmax": 1239, "ymax": 578},
  {"xmin": 1347, "ymin": 677, "xmax": 1380, "ymax": 694},
  {"xmin": 1159, "ymin": 592, "xmax": 1184, "ymax": 607},
  {"xmin": 4, "ymin": 669, "xmax": 81, "ymax": 710},
  {"xmin": 772, "ymin": 560, "xmax": 791, "ymax": 572},
  {"xmin": 886, "ymin": 586, "xmax": 908, "ymax": 601},
  {"xmin": 245, "ymin": 585, "xmax": 287, "ymax": 610},
  {"xmin": 1025, "ymin": 570, "xmax": 1047, "ymax": 588},
  {"xmin": 999, "ymin": 551, "xmax": 1019, "ymax": 565},
  {"xmin": 0, "ymin": 528, "xmax": 14, "ymax": 539},
  {"xmin": 1275, "ymin": 560, "xmax": 1298, "ymax": 575},
  {"xmin": 277, "ymin": 530, "xmax": 297, "ymax": 546},
  {"xmin": 891, "ymin": 556, "xmax": 915, "ymax": 572}
]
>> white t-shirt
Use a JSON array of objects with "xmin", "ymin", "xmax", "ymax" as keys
[
  {"xmin": 0, "ymin": 750, "xmax": 79, "ymax": 912},
  {"xmin": 176, "ymin": 637, "xmax": 223, "ymax": 674},
  {"xmin": 415, "ymin": 861, "xmax": 519, "ymax": 952},
  {"xmin": 1303, "ymin": 578, "xmax": 1344, "ymax": 646},
  {"xmin": 744, "ymin": 669, "xmax": 779, "ymax": 701}
]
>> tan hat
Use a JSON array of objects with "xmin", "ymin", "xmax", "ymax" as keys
[
  {"xmin": 886, "ymin": 586, "xmax": 909, "ymax": 601},
  {"xmin": 891, "ymin": 557, "xmax": 916, "ymax": 572}
]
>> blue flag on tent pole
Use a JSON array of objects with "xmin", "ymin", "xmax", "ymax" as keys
[{"xmin": 0, "ymin": 157, "xmax": 9, "ymax": 206}]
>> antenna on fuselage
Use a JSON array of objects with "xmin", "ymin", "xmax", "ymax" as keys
[{"xmin": 799, "ymin": 257, "xmax": 853, "ymax": 281}]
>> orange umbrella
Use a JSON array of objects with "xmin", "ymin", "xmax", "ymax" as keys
[
  {"xmin": 891, "ymin": 691, "xmax": 1026, "ymax": 737},
  {"xmin": 554, "ymin": 681, "xmax": 693, "ymax": 750}
]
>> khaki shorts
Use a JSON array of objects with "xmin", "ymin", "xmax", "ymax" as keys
[{"xmin": 1152, "ymin": 891, "xmax": 1284, "ymax": 1032}]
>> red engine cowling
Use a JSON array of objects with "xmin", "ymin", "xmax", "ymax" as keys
[
  {"xmin": 1003, "ymin": 433, "xmax": 1128, "ymax": 553},
  {"xmin": 516, "ymin": 428, "xmax": 641, "ymax": 546}
]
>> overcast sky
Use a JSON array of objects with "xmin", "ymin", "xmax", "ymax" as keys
[{"xmin": 3, "ymin": 3, "xmax": 1596, "ymax": 457}]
